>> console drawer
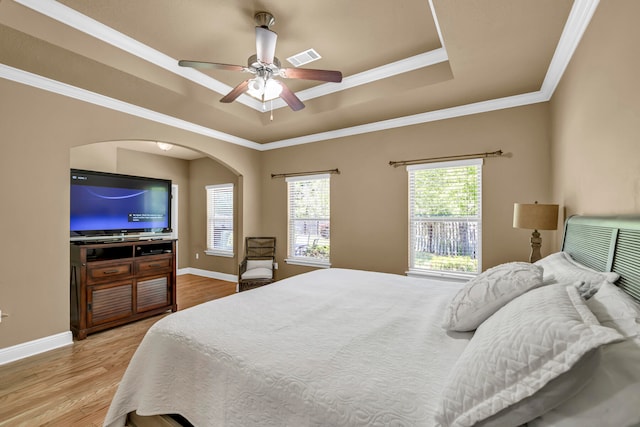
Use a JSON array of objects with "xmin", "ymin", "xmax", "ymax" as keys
[
  {"xmin": 136, "ymin": 256, "xmax": 172, "ymax": 274},
  {"xmin": 87, "ymin": 261, "xmax": 133, "ymax": 283}
]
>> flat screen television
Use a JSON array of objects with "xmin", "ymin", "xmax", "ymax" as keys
[{"xmin": 70, "ymin": 169, "xmax": 172, "ymax": 240}]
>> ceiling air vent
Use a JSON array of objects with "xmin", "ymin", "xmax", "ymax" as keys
[{"xmin": 286, "ymin": 48, "xmax": 321, "ymax": 67}]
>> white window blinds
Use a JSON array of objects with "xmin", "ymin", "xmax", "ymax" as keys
[
  {"xmin": 286, "ymin": 174, "xmax": 330, "ymax": 264},
  {"xmin": 408, "ymin": 159, "xmax": 482, "ymax": 274},
  {"xmin": 206, "ymin": 183, "xmax": 233, "ymax": 256}
]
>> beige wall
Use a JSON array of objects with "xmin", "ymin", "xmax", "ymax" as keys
[
  {"xmin": 0, "ymin": 83, "xmax": 72, "ymax": 349},
  {"xmin": 0, "ymin": 79, "xmax": 550, "ymax": 353},
  {"xmin": 262, "ymin": 104, "xmax": 554, "ymax": 279},
  {"xmin": 9, "ymin": 0, "xmax": 639, "ymax": 354},
  {"xmin": 550, "ymin": 0, "xmax": 640, "ymax": 247},
  {"xmin": 70, "ymin": 143, "xmax": 118, "ymax": 171},
  {"xmin": 0, "ymin": 78, "xmax": 260, "ymax": 350},
  {"xmin": 188, "ymin": 157, "xmax": 239, "ymax": 275}
]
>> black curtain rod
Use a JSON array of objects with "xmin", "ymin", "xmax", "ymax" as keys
[
  {"xmin": 271, "ymin": 168, "xmax": 340, "ymax": 179},
  {"xmin": 389, "ymin": 150, "xmax": 504, "ymax": 168}
]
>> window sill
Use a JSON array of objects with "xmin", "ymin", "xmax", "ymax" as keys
[
  {"xmin": 204, "ymin": 250, "xmax": 234, "ymax": 258},
  {"xmin": 285, "ymin": 258, "xmax": 331, "ymax": 268},
  {"xmin": 406, "ymin": 269, "xmax": 475, "ymax": 284}
]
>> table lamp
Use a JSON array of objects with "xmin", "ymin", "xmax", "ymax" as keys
[{"xmin": 513, "ymin": 201, "xmax": 559, "ymax": 263}]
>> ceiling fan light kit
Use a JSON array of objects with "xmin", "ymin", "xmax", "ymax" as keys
[
  {"xmin": 247, "ymin": 78, "xmax": 282, "ymax": 101},
  {"xmin": 178, "ymin": 11, "xmax": 343, "ymax": 112}
]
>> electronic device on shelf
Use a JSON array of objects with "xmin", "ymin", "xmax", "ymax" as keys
[{"xmin": 136, "ymin": 242, "xmax": 174, "ymax": 257}]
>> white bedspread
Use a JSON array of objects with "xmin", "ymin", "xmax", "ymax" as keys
[{"xmin": 104, "ymin": 268, "xmax": 471, "ymax": 427}]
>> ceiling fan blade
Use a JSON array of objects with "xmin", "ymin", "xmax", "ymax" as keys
[
  {"xmin": 281, "ymin": 68, "xmax": 343, "ymax": 83},
  {"xmin": 220, "ymin": 79, "xmax": 251, "ymax": 103},
  {"xmin": 255, "ymin": 26, "xmax": 277, "ymax": 64},
  {"xmin": 279, "ymin": 83, "xmax": 305, "ymax": 111},
  {"xmin": 178, "ymin": 60, "xmax": 247, "ymax": 72}
]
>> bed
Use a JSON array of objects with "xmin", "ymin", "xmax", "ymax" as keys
[{"xmin": 104, "ymin": 215, "xmax": 640, "ymax": 427}]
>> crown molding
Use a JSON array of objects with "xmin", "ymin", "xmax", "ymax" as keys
[
  {"xmin": 0, "ymin": 63, "xmax": 261, "ymax": 150},
  {"xmin": 428, "ymin": 0, "xmax": 447, "ymax": 51},
  {"xmin": 2, "ymin": 0, "xmax": 599, "ymax": 151},
  {"xmin": 540, "ymin": 0, "xmax": 599, "ymax": 98},
  {"xmin": 263, "ymin": 0, "xmax": 600, "ymax": 149},
  {"xmin": 296, "ymin": 48, "xmax": 449, "ymax": 104},
  {"xmin": 11, "ymin": 0, "xmax": 260, "ymax": 104},
  {"xmin": 262, "ymin": 91, "xmax": 548, "ymax": 150},
  {"xmin": 12, "ymin": 0, "xmax": 448, "ymax": 113}
]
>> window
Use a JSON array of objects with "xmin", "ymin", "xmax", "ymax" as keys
[
  {"xmin": 286, "ymin": 174, "xmax": 330, "ymax": 267},
  {"xmin": 408, "ymin": 159, "xmax": 482, "ymax": 275},
  {"xmin": 205, "ymin": 183, "xmax": 234, "ymax": 256}
]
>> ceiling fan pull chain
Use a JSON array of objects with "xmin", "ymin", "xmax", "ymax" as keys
[{"xmin": 270, "ymin": 100, "xmax": 274, "ymax": 121}]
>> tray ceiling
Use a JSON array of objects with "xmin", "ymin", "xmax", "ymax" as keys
[{"xmin": 0, "ymin": 0, "xmax": 597, "ymax": 151}]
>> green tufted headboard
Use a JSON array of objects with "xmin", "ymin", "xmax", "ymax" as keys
[{"xmin": 562, "ymin": 215, "xmax": 640, "ymax": 302}]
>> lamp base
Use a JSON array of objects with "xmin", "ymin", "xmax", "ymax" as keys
[{"xmin": 529, "ymin": 229, "xmax": 542, "ymax": 263}]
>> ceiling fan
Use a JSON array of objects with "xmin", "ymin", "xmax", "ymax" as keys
[{"xmin": 178, "ymin": 12, "xmax": 343, "ymax": 111}]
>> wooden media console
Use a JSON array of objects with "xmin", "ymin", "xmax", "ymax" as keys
[{"xmin": 70, "ymin": 239, "xmax": 177, "ymax": 339}]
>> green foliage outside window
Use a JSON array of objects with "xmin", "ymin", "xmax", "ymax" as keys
[
  {"xmin": 412, "ymin": 166, "xmax": 478, "ymax": 217},
  {"xmin": 289, "ymin": 177, "xmax": 330, "ymax": 261},
  {"xmin": 410, "ymin": 163, "xmax": 481, "ymax": 274}
]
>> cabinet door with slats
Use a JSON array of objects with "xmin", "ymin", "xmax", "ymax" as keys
[
  {"xmin": 137, "ymin": 276, "xmax": 169, "ymax": 312},
  {"xmin": 88, "ymin": 281, "xmax": 133, "ymax": 327}
]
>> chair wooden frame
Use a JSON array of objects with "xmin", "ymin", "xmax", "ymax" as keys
[{"xmin": 238, "ymin": 237, "xmax": 276, "ymax": 292}]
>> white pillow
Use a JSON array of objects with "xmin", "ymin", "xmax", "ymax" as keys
[
  {"xmin": 246, "ymin": 259, "xmax": 273, "ymax": 270},
  {"xmin": 529, "ymin": 338, "xmax": 640, "ymax": 427},
  {"xmin": 586, "ymin": 281, "xmax": 640, "ymax": 337},
  {"xmin": 528, "ymin": 284, "xmax": 640, "ymax": 427},
  {"xmin": 435, "ymin": 284, "xmax": 623, "ymax": 427},
  {"xmin": 477, "ymin": 350, "xmax": 601, "ymax": 427},
  {"xmin": 441, "ymin": 262, "xmax": 544, "ymax": 331},
  {"xmin": 535, "ymin": 252, "xmax": 619, "ymax": 298}
]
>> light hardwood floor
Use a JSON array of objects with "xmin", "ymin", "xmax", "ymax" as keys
[{"xmin": 0, "ymin": 274, "xmax": 236, "ymax": 427}]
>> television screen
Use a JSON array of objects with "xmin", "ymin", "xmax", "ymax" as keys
[{"xmin": 70, "ymin": 169, "xmax": 171, "ymax": 237}]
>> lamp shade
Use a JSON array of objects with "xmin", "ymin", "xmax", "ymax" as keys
[{"xmin": 513, "ymin": 203, "xmax": 559, "ymax": 230}]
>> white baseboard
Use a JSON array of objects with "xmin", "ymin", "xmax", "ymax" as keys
[
  {"xmin": 1, "ymin": 269, "xmax": 235, "ymax": 365},
  {"xmin": 0, "ymin": 331, "xmax": 73, "ymax": 366},
  {"xmin": 177, "ymin": 267, "xmax": 237, "ymax": 284}
]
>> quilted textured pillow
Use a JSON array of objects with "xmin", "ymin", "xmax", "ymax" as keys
[
  {"xmin": 535, "ymin": 252, "xmax": 619, "ymax": 298},
  {"xmin": 442, "ymin": 262, "xmax": 544, "ymax": 331},
  {"xmin": 529, "ymin": 339, "xmax": 640, "ymax": 427},
  {"xmin": 435, "ymin": 284, "xmax": 623, "ymax": 427},
  {"xmin": 528, "ymin": 285, "xmax": 640, "ymax": 427}
]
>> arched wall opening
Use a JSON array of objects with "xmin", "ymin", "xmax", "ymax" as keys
[
  {"xmin": 0, "ymin": 76, "xmax": 262, "ymax": 350},
  {"xmin": 69, "ymin": 139, "xmax": 251, "ymax": 278}
]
